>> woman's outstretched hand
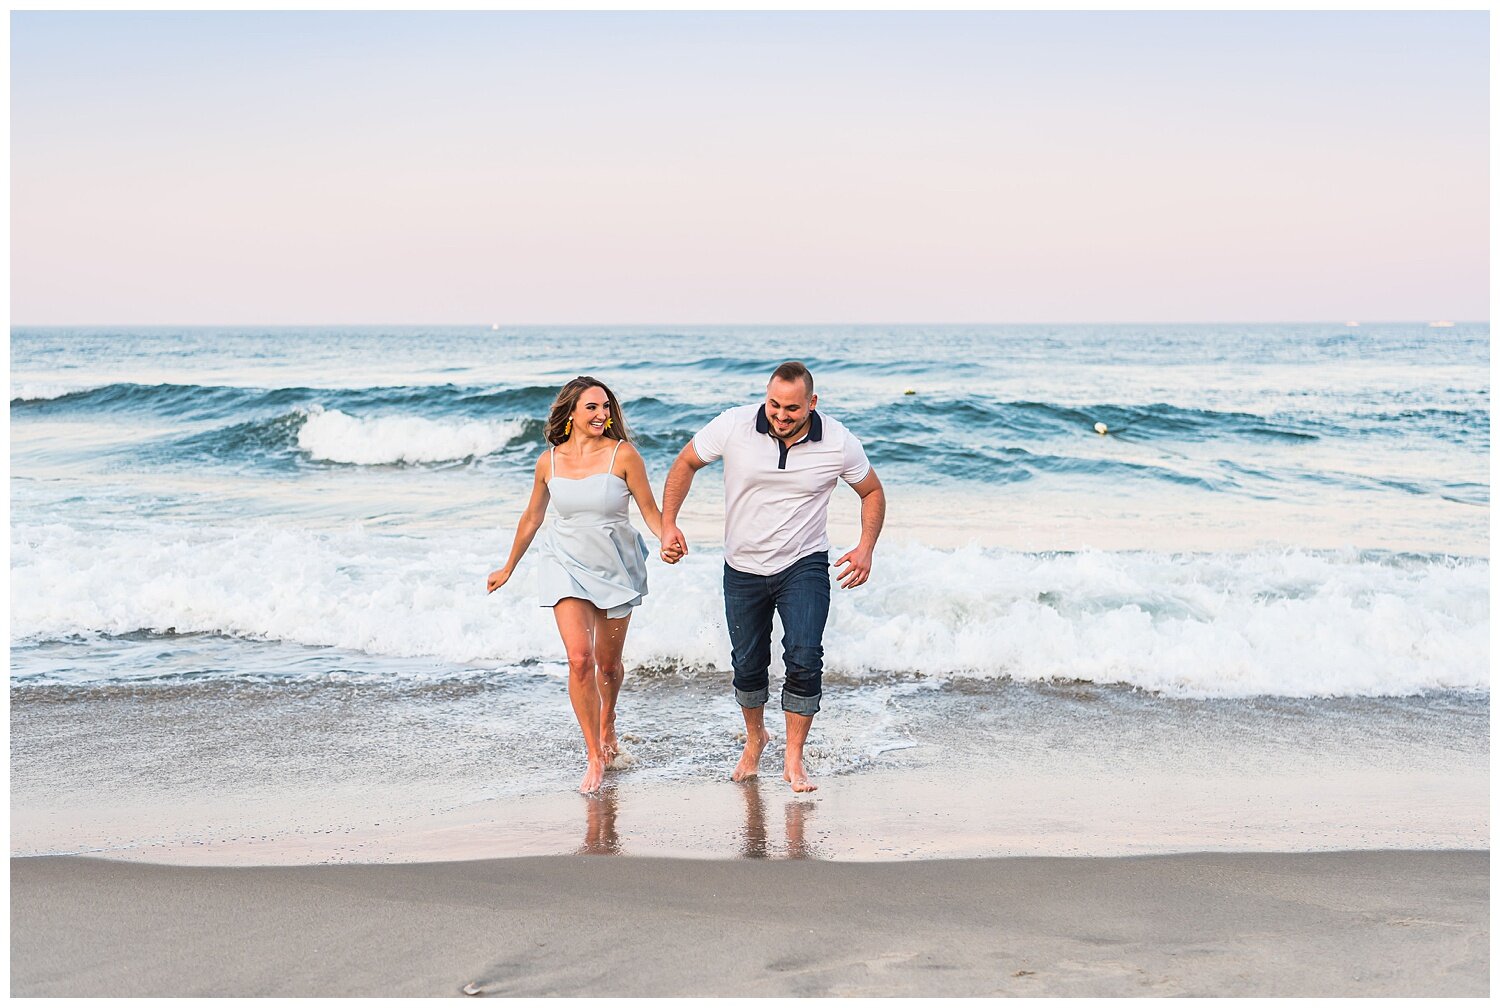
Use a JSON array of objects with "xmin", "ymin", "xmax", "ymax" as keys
[{"xmin": 486, "ymin": 567, "xmax": 512, "ymax": 593}]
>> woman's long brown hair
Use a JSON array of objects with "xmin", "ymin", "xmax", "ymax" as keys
[{"xmin": 544, "ymin": 376, "xmax": 632, "ymax": 446}]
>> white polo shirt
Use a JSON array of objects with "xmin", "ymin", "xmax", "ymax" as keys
[{"xmin": 692, "ymin": 404, "xmax": 871, "ymax": 576}]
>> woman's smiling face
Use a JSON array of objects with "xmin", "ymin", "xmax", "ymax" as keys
[{"xmin": 571, "ymin": 386, "xmax": 611, "ymax": 437}]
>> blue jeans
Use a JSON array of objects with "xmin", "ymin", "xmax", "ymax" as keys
[{"xmin": 723, "ymin": 551, "xmax": 830, "ymax": 716}]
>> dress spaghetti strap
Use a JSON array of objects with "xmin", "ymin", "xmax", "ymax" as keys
[
  {"xmin": 608, "ymin": 438, "xmax": 622, "ymax": 476},
  {"xmin": 549, "ymin": 446, "xmax": 556, "ymax": 479}
]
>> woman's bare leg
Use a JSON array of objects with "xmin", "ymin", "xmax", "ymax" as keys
[
  {"xmin": 594, "ymin": 612, "xmax": 632, "ymax": 767},
  {"xmin": 554, "ymin": 599, "xmax": 606, "ymax": 793}
]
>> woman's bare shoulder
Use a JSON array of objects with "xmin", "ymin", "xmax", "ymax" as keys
[{"xmin": 616, "ymin": 439, "xmax": 647, "ymax": 468}]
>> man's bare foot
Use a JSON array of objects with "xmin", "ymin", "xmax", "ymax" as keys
[
  {"xmin": 783, "ymin": 758, "xmax": 817, "ymax": 793},
  {"xmin": 579, "ymin": 758, "xmax": 605, "ymax": 794},
  {"xmin": 731, "ymin": 728, "xmax": 769, "ymax": 782},
  {"xmin": 601, "ymin": 727, "xmax": 619, "ymax": 767}
]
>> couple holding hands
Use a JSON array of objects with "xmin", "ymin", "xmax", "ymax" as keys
[{"xmin": 488, "ymin": 361, "xmax": 886, "ymax": 794}]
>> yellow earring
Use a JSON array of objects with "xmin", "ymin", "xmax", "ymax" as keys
[
  {"xmin": 565, "ymin": 418, "xmax": 572, "ymax": 435},
  {"xmin": 605, "ymin": 418, "xmax": 614, "ymax": 430}
]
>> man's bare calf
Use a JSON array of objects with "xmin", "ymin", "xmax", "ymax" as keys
[{"xmin": 733, "ymin": 706, "xmax": 770, "ymax": 782}]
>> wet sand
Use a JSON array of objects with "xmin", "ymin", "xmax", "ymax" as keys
[
  {"xmin": 11, "ymin": 850, "xmax": 1487, "ymax": 996},
  {"xmin": 12, "ymin": 680, "xmax": 1489, "ymax": 865}
]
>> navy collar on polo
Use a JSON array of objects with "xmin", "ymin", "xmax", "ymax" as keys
[{"xmin": 755, "ymin": 405, "xmax": 823, "ymax": 470}]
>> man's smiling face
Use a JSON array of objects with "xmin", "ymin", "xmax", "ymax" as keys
[{"xmin": 765, "ymin": 376, "xmax": 817, "ymax": 442}]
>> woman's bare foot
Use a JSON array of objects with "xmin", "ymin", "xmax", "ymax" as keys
[
  {"xmin": 600, "ymin": 707, "xmax": 618, "ymax": 757},
  {"xmin": 783, "ymin": 757, "xmax": 817, "ymax": 793},
  {"xmin": 603, "ymin": 740, "xmax": 636, "ymax": 771},
  {"xmin": 732, "ymin": 728, "xmax": 769, "ymax": 782},
  {"xmin": 579, "ymin": 757, "xmax": 606, "ymax": 794},
  {"xmin": 600, "ymin": 717, "xmax": 637, "ymax": 770}
]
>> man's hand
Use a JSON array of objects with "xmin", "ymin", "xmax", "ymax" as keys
[
  {"xmin": 834, "ymin": 544, "xmax": 873, "ymax": 589},
  {"xmin": 660, "ymin": 523, "xmax": 688, "ymax": 565},
  {"xmin": 486, "ymin": 566, "xmax": 512, "ymax": 593}
]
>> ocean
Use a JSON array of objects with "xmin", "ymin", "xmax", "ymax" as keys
[{"xmin": 10, "ymin": 323, "xmax": 1489, "ymax": 861}]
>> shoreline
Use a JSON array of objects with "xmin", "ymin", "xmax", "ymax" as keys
[
  {"xmin": 15, "ymin": 756, "xmax": 1488, "ymax": 867},
  {"xmin": 13, "ymin": 680, "xmax": 1488, "ymax": 866},
  {"xmin": 12, "ymin": 849, "xmax": 1488, "ymax": 996}
]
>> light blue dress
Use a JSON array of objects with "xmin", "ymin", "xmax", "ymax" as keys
[{"xmin": 536, "ymin": 440, "xmax": 649, "ymax": 619}]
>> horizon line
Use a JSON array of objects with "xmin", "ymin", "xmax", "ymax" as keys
[{"xmin": 11, "ymin": 319, "xmax": 1489, "ymax": 329}]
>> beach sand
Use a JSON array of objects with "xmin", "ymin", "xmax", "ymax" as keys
[
  {"xmin": 11, "ymin": 682, "xmax": 1489, "ymax": 995},
  {"xmin": 11, "ymin": 850, "xmax": 1487, "ymax": 996}
]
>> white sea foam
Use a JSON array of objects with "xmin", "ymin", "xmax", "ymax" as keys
[
  {"xmin": 824, "ymin": 545, "xmax": 1488, "ymax": 698},
  {"xmin": 295, "ymin": 407, "xmax": 526, "ymax": 464},
  {"xmin": 11, "ymin": 520, "xmax": 1487, "ymax": 698}
]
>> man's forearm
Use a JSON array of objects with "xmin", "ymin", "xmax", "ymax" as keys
[
  {"xmin": 858, "ymin": 487, "xmax": 886, "ymax": 549},
  {"xmin": 661, "ymin": 458, "xmax": 696, "ymax": 525}
]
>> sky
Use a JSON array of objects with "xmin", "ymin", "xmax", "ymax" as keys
[{"xmin": 10, "ymin": 11, "xmax": 1489, "ymax": 324}]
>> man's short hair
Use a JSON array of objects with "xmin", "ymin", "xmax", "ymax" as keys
[{"xmin": 770, "ymin": 361, "xmax": 814, "ymax": 396}]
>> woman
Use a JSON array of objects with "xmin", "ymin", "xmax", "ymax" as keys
[{"xmin": 487, "ymin": 376, "xmax": 664, "ymax": 794}]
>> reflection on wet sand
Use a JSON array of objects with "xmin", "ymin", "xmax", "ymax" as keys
[
  {"xmin": 577, "ymin": 788, "xmax": 621, "ymax": 855},
  {"xmin": 573, "ymin": 782, "xmax": 822, "ymax": 859},
  {"xmin": 738, "ymin": 780, "xmax": 820, "ymax": 860},
  {"xmin": 784, "ymin": 799, "xmax": 818, "ymax": 860}
]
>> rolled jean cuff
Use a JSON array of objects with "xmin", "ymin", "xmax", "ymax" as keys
[
  {"xmin": 781, "ymin": 689, "xmax": 821, "ymax": 716},
  {"xmin": 735, "ymin": 686, "xmax": 769, "ymax": 709}
]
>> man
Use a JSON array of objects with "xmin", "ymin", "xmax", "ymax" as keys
[{"xmin": 660, "ymin": 361, "xmax": 886, "ymax": 792}]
